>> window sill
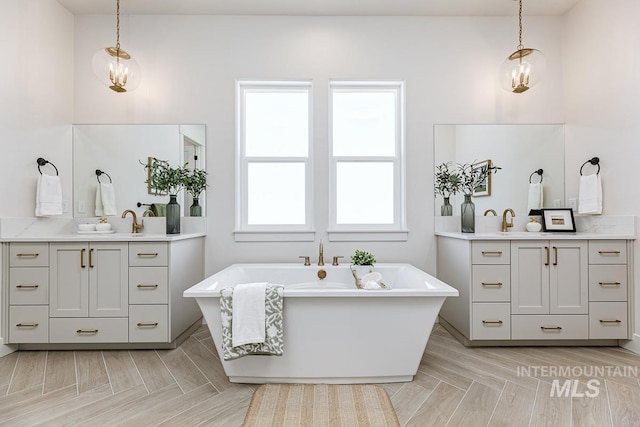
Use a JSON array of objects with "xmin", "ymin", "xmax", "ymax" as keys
[
  {"xmin": 233, "ymin": 230, "xmax": 316, "ymax": 242},
  {"xmin": 327, "ymin": 229, "xmax": 409, "ymax": 242}
]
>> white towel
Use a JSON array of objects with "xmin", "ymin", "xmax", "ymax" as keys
[
  {"xmin": 578, "ymin": 174, "xmax": 602, "ymax": 214},
  {"xmin": 35, "ymin": 174, "xmax": 63, "ymax": 216},
  {"xmin": 100, "ymin": 183, "xmax": 117, "ymax": 216},
  {"xmin": 95, "ymin": 185, "xmax": 104, "ymax": 216},
  {"xmin": 232, "ymin": 282, "xmax": 268, "ymax": 347},
  {"xmin": 527, "ymin": 182, "xmax": 543, "ymax": 213}
]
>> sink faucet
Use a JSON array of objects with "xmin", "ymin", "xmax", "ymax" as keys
[
  {"xmin": 318, "ymin": 239, "xmax": 324, "ymax": 266},
  {"xmin": 501, "ymin": 208, "xmax": 515, "ymax": 232},
  {"xmin": 484, "ymin": 209, "xmax": 497, "ymax": 216},
  {"xmin": 122, "ymin": 209, "xmax": 144, "ymax": 233}
]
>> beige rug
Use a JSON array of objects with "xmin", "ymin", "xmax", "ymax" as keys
[{"xmin": 242, "ymin": 384, "xmax": 400, "ymax": 427}]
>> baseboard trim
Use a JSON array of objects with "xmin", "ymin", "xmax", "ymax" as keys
[
  {"xmin": 0, "ymin": 339, "xmax": 18, "ymax": 358},
  {"xmin": 621, "ymin": 334, "xmax": 640, "ymax": 355}
]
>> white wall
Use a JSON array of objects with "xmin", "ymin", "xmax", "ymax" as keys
[
  {"xmin": 563, "ymin": 0, "xmax": 640, "ymax": 348},
  {"xmin": 70, "ymin": 15, "xmax": 564, "ymax": 275},
  {"xmin": 0, "ymin": 0, "xmax": 73, "ymax": 354}
]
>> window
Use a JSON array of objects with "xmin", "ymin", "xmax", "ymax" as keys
[
  {"xmin": 329, "ymin": 81, "xmax": 407, "ymax": 241},
  {"xmin": 235, "ymin": 81, "xmax": 314, "ymax": 241}
]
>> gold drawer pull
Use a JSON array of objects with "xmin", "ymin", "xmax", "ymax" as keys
[
  {"xmin": 137, "ymin": 322, "xmax": 159, "ymax": 327},
  {"xmin": 541, "ymin": 326, "xmax": 562, "ymax": 331},
  {"xmin": 599, "ymin": 281, "xmax": 621, "ymax": 286},
  {"xmin": 16, "ymin": 253, "xmax": 39, "ymax": 258},
  {"xmin": 137, "ymin": 284, "xmax": 159, "ymax": 289},
  {"xmin": 481, "ymin": 282, "xmax": 503, "ymax": 287},
  {"xmin": 16, "ymin": 323, "xmax": 39, "ymax": 328},
  {"xmin": 482, "ymin": 320, "xmax": 503, "ymax": 325},
  {"xmin": 16, "ymin": 284, "xmax": 39, "ymax": 289},
  {"xmin": 481, "ymin": 251, "xmax": 503, "ymax": 256},
  {"xmin": 598, "ymin": 250, "xmax": 621, "ymax": 255},
  {"xmin": 137, "ymin": 252, "xmax": 158, "ymax": 257},
  {"xmin": 599, "ymin": 319, "xmax": 622, "ymax": 324},
  {"xmin": 76, "ymin": 329, "xmax": 99, "ymax": 334}
]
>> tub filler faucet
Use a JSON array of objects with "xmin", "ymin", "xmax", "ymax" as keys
[{"xmin": 318, "ymin": 239, "xmax": 324, "ymax": 266}]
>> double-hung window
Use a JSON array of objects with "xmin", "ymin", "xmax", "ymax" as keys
[
  {"xmin": 235, "ymin": 81, "xmax": 314, "ymax": 241},
  {"xmin": 329, "ymin": 81, "xmax": 407, "ymax": 241}
]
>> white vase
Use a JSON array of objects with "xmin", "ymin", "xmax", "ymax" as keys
[{"xmin": 526, "ymin": 218, "xmax": 542, "ymax": 232}]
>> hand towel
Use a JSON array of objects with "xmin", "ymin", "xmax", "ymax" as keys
[
  {"xmin": 100, "ymin": 183, "xmax": 117, "ymax": 216},
  {"xmin": 232, "ymin": 282, "xmax": 268, "ymax": 347},
  {"xmin": 527, "ymin": 182, "xmax": 543, "ymax": 213},
  {"xmin": 95, "ymin": 185, "xmax": 104, "ymax": 216},
  {"xmin": 150, "ymin": 203, "xmax": 166, "ymax": 217},
  {"xmin": 578, "ymin": 174, "xmax": 602, "ymax": 214},
  {"xmin": 220, "ymin": 284, "xmax": 284, "ymax": 361},
  {"xmin": 35, "ymin": 174, "xmax": 63, "ymax": 216}
]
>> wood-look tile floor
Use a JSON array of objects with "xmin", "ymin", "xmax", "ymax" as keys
[{"xmin": 2, "ymin": 324, "xmax": 640, "ymax": 426}]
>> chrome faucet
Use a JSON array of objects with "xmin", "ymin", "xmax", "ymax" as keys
[
  {"xmin": 318, "ymin": 239, "xmax": 324, "ymax": 266},
  {"xmin": 501, "ymin": 208, "xmax": 515, "ymax": 232},
  {"xmin": 122, "ymin": 209, "xmax": 144, "ymax": 233}
]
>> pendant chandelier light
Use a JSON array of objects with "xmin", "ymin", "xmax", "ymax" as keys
[
  {"xmin": 500, "ymin": 0, "xmax": 545, "ymax": 93},
  {"xmin": 91, "ymin": 0, "xmax": 141, "ymax": 93}
]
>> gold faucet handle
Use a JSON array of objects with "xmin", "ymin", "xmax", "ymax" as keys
[
  {"xmin": 332, "ymin": 256, "xmax": 344, "ymax": 266},
  {"xmin": 298, "ymin": 256, "xmax": 310, "ymax": 266}
]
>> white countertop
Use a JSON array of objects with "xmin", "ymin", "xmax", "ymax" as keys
[
  {"xmin": 1, "ymin": 232, "xmax": 206, "ymax": 243},
  {"xmin": 436, "ymin": 231, "xmax": 635, "ymax": 241}
]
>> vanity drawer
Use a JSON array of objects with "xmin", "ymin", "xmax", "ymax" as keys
[
  {"xmin": 472, "ymin": 242, "xmax": 510, "ymax": 265},
  {"xmin": 9, "ymin": 243, "xmax": 49, "ymax": 267},
  {"xmin": 511, "ymin": 315, "xmax": 588, "ymax": 340},
  {"xmin": 9, "ymin": 306, "xmax": 49, "ymax": 343},
  {"xmin": 129, "ymin": 305, "xmax": 169, "ymax": 343},
  {"xmin": 9, "ymin": 267, "xmax": 49, "ymax": 305},
  {"xmin": 49, "ymin": 318, "xmax": 128, "ymax": 343},
  {"xmin": 129, "ymin": 267, "xmax": 168, "ymax": 304},
  {"xmin": 129, "ymin": 242, "xmax": 168, "ymax": 267},
  {"xmin": 589, "ymin": 241, "xmax": 627, "ymax": 265},
  {"xmin": 589, "ymin": 302, "xmax": 628, "ymax": 339},
  {"xmin": 589, "ymin": 265, "xmax": 628, "ymax": 301},
  {"xmin": 472, "ymin": 303, "xmax": 511, "ymax": 340},
  {"xmin": 472, "ymin": 265, "xmax": 510, "ymax": 302}
]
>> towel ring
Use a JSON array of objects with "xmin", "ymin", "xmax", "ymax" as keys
[
  {"xmin": 529, "ymin": 169, "xmax": 543, "ymax": 184},
  {"xmin": 95, "ymin": 169, "xmax": 113, "ymax": 183},
  {"xmin": 580, "ymin": 157, "xmax": 600, "ymax": 175},
  {"xmin": 36, "ymin": 158, "xmax": 59, "ymax": 176}
]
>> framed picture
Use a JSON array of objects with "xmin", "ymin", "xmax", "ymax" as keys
[
  {"xmin": 541, "ymin": 208, "xmax": 576, "ymax": 232},
  {"xmin": 147, "ymin": 156, "xmax": 169, "ymax": 196},
  {"xmin": 472, "ymin": 159, "xmax": 492, "ymax": 197}
]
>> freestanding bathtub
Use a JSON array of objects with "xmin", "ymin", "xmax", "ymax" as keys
[{"xmin": 183, "ymin": 263, "xmax": 458, "ymax": 384}]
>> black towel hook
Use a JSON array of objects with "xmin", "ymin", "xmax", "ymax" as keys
[
  {"xmin": 529, "ymin": 169, "xmax": 543, "ymax": 184},
  {"xmin": 580, "ymin": 157, "xmax": 600, "ymax": 175},
  {"xmin": 95, "ymin": 169, "xmax": 113, "ymax": 183},
  {"xmin": 36, "ymin": 158, "xmax": 59, "ymax": 176}
]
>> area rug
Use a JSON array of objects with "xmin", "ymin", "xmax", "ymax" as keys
[{"xmin": 242, "ymin": 384, "xmax": 400, "ymax": 427}]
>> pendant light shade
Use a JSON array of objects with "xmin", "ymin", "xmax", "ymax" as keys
[
  {"xmin": 91, "ymin": 0, "xmax": 141, "ymax": 93},
  {"xmin": 500, "ymin": 0, "xmax": 545, "ymax": 93}
]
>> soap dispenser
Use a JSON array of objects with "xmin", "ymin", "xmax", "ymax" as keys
[{"xmin": 526, "ymin": 217, "xmax": 542, "ymax": 232}]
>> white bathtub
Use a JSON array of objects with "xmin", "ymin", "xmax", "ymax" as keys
[{"xmin": 183, "ymin": 263, "xmax": 458, "ymax": 384}]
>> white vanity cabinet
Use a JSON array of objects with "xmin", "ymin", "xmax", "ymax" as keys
[
  {"xmin": 2, "ymin": 235, "xmax": 204, "ymax": 348},
  {"xmin": 49, "ymin": 242, "xmax": 129, "ymax": 343},
  {"xmin": 437, "ymin": 234, "xmax": 632, "ymax": 346}
]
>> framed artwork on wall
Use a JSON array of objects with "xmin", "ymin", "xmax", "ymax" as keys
[
  {"xmin": 472, "ymin": 159, "xmax": 492, "ymax": 197},
  {"xmin": 541, "ymin": 208, "xmax": 576, "ymax": 232}
]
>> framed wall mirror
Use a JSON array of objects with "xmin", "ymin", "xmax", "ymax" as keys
[
  {"xmin": 434, "ymin": 124, "xmax": 565, "ymax": 217},
  {"xmin": 73, "ymin": 124, "xmax": 206, "ymax": 218}
]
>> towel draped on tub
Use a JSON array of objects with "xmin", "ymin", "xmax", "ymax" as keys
[{"xmin": 220, "ymin": 283, "xmax": 284, "ymax": 361}]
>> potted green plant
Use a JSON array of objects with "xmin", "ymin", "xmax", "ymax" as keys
[
  {"xmin": 143, "ymin": 158, "xmax": 189, "ymax": 234},
  {"xmin": 456, "ymin": 161, "xmax": 500, "ymax": 233},
  {"xmin": 184, "ymin": 168, "xmax": 208, "ymax": 217},
  {"xmin": 434, "ymin": 162, "xmax": 460, "ymax": 216},
  {"xmin": 350, "ymin": 249, "xmax": 376, "ymax": 288}
]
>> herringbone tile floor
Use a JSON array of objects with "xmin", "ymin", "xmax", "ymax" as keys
[{"xmin": 2, "ymin": 324, "xmax": 640, "ymax": 426}]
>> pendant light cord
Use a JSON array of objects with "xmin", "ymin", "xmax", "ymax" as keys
[
  {"xmin": 115, "ymin": 0, "xmax": 121, "ymax": 51},
  {"xmin": 517, "ymin": 0, "xmax": 524, "ymax": 50}
]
